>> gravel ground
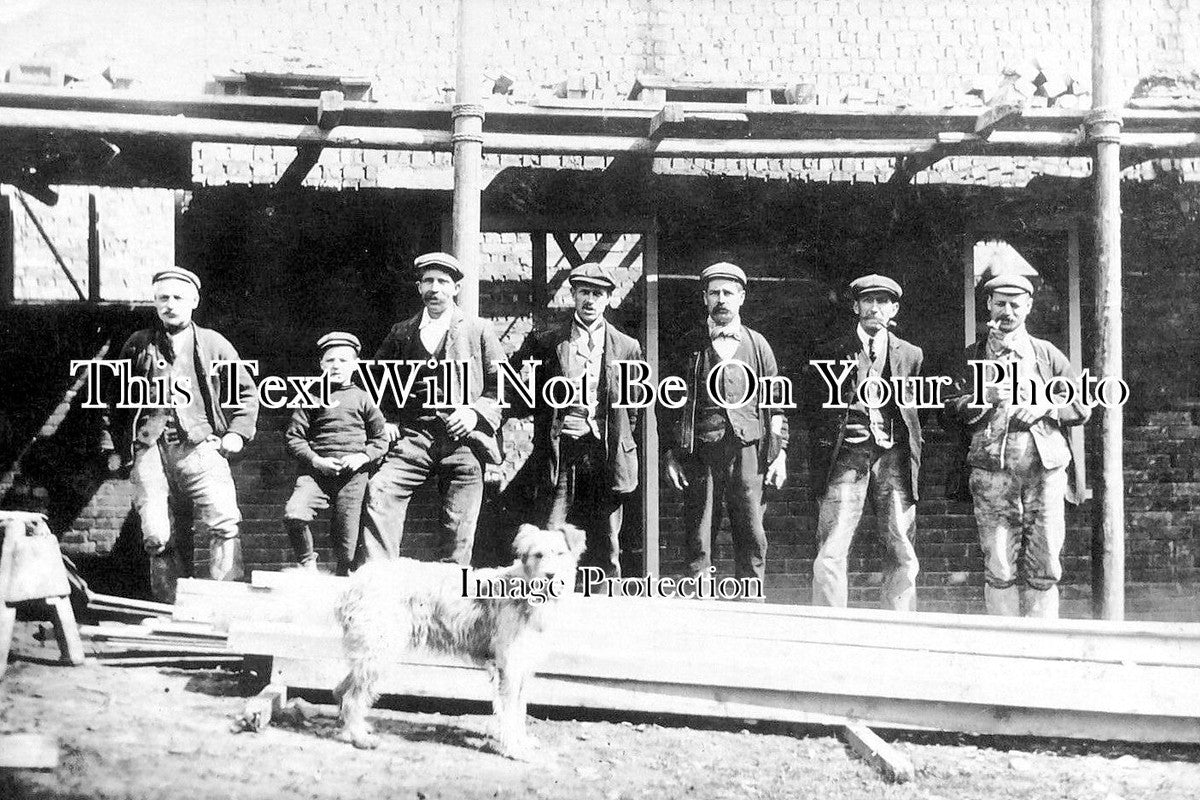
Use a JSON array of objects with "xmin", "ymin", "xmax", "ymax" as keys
[{"xmin": 4, "ymin": 620, "xmax": 1200, "ymax": 800}]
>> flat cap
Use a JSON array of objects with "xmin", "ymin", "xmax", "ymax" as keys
[
  {"xmin": 151, "ymin": 266, "xmax": 202, "ymax": 291},
  {"xmin": 982, "ymin": 272, "xmax": 1035, "ymax": 296},
  {"xmin": 849, "ymin": 274, "xmax": 902, "ymax": 300},
  {"xmin": 699, "ymin": 261, "xmax": 747, "ymax": 287},
  {"xmin": 568, "ymin": 263, "xmax": 616, "ymax": 291},
  {"xmin": 413, "ymin": 252, "xmax": 464, "ymax": 281},
  {"xmin": 316, "ymin": 331, "xmax": 362, "ymax": 354}
]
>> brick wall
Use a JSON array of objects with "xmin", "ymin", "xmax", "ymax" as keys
[
  {"xmin": 3, "ymin": 185, "xmax": 174, "ymax": 303},
  {"xmin": 11, "ymin": 1, "xmax": 1197, "ymax": 188},
  {"xmin": 5, "ymin": 177, "xmax": 1200, "ymax": 613}
]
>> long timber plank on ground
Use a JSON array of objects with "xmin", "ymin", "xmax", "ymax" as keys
[
  {"xmin": 180, "ymin": 574, "xmax": 1200, "ymax": 667},
  {"xmin": 177, "ymin": 574, "xmax": 1200, "ymax": 743}
]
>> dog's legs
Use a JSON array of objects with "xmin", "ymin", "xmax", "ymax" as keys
[
  {"xmin": 337, "ymin": 656, "xmax": 384, "ymax": 749},
  {"xmin": 491, "ymin": 662, "xmax": 533, "ymax": 761}
]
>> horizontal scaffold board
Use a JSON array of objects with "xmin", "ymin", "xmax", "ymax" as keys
[{"xmin": 175, "ymin": 574, "xmax": 1200, "ymax": 743}]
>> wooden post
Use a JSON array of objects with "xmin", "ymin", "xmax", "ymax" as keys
[
  {"xmin": 0, "ymin": 194, "xmax": 12, "ymax": 303},
  {"xmin": 641, "ymin": 221, "xmax": 660, "ymax": 578},
  {"xmin": 962, "ymin": 235, "xmax": 976, "ymax": 345},
  {"xmin": 1089, "ymin": 0, "xmax": 1125, "ymax": 620},
  {"xmin": 451, "ymin": 0, "xmax": 485, "ymax": 316},
  {"xmin": 87, "ymin": 193, "xmax": 100, "ymax": 302},
  {"xmin": 1067, "ymin": 228, "xmax": 1088, "ymax": 499},
  {"xmin": 531, "ymin": 231, "xmax": 548, "ymax": 328}
]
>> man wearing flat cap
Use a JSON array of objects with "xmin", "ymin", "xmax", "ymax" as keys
[
  {"xmin": 664, "ymin": 262, "xmax": 788, "ymax": 590},
  {"xmin": 806, "ymin": 274, "xmax": 923, "ymax": 611},
  {"xmin": 943, "ymin": 271, "xmax": 1090, "ymax": 618},
  {"xmin": 104, "ymin": 266, "xmax": 259, "ymax": 602},
  {"xmin": 283, "ymin": 332, "xmax": 387, "ymax": 575},
  {"xmin": 508, "ymin": 264, "xmax": 649, "ymax": 578},
  {"xmin": 360, "ymin": 252, "xmax": 506, "ymax": 566}
]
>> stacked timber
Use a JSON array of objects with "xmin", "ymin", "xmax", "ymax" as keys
[
  {"xmin": 174, "ymin": 572, "xmax": 1200, "ymax": 744},
  {"xmin": 79, "ymin": 606, "xmax": 240, "ymax": 666}
]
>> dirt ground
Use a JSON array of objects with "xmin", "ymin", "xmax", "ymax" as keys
[{"xmin": 4, "ymin": 621, "xmax": 1200, "ymax": 800}]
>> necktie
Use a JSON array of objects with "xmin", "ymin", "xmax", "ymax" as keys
[{"xmin": 869, "ymin": 338, "xmax": 876, "ymax": 364}]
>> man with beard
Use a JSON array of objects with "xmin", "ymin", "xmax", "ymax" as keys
[
  {"xmin": 944, "ymin": 272, "xmax": 1090, "ymax": 618},
  {"xmin": 508, "ymin": 264, "xmax": 647, "ymax": 579},
  {"xmin": 808, "ymin": 275, "xmax": 923, "ymax": 611},
  {"xmin": 664, "ymin": 262, "xmax": 788, "ymax": 590},
  {"xmin": 359, "ymin": 252, "xmax": 506, "ymax": 566},
  {"xmin": 104, "ymin": 267, "xmax": 259, "ymax": 602}
]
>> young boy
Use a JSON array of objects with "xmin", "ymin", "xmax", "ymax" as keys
[{"xmin": 283, "ymin": 332, "xmax": 387, "ymax": 575}]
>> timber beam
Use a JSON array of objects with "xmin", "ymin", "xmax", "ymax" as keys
[{"xmin": 275, "ymin": 91, "xmax": 344, "ymax": 191}]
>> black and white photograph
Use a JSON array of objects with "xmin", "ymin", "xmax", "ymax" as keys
[{"xmin": 2, "ymin": 0, "xmax": 1200, "ymax": 797}]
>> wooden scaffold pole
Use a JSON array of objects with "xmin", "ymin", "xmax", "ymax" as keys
[
  {"xmin": 1089, "ymin": 0, "xmax": 1125, "ymax": 620},
  {"xmin": 451, "ymin": 0, "xmax": 486, "ymax": 316}
]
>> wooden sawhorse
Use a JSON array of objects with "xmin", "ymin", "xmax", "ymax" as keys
[{"xmin": 1, "ymin": 511, "xmax": 85, "ymax": 677}]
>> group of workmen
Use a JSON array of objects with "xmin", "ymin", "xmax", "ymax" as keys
[{"xmin": 103, "ymin": 251, "xmax": 1089, "ymax": 618}]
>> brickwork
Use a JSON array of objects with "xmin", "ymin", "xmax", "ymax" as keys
[
  {"xmin": 4, "ymin": 186, "xmax": 174, "ymax": 303},
  {"xmin": 3, "ymin": 179, "xmax": 1198, "ymax": 615},
  {"xmin": 4, "ymin": 1, "xmax": 1200, "ymax": 613}
]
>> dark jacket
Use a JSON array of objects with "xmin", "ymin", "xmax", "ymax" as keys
[
  {"xmin": 106, "ymin": 323, "xmax": 259, "ymax": 462},
  {"xmin": 508, "ymin": 319, "xmax": 650, "ymax": 494},
  {"xmin": 374, "ymin": 306, "xmax": 507, "ymax": 465},
  {"xmin": 942, "ymin": 333, "xmax": 1090, "ymax": 505},
  {"xmin": 664, "ymin": 323, "xmax": 789, "ymax": 469},
  {"xmin": 804, "ymin": 330, "xmax": 924, "ymax": 501}
]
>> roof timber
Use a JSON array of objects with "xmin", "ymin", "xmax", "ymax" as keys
[{"xmin": 2, "ymin": 86, "xmax": 1200, "ymax": 170}]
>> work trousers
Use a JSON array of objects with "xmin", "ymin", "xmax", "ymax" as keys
[
  {"xmin": 681, "ymin": 435, "xmax": 767, "ymax": 586},
  {"xmin": 360, "ymin": 425, "xmax": 482, "ymax": 566},
  {"xmin": 547, "ymin": 434, "xmax": 625, "ymax": 579},
  {"xmin": 130, "ymin": 437, "xmax": 243, "ymax": 603},
  {"xmin": 812, "ymin": 441, "xmax": 918, "ymax": 611},
  {"xmin": 969, "ymin": 432, "xmax": 1067, "ymax": 619},
  {"xmin": 284, "ymin": 470, "xmax": 369, "ymax": 576}
]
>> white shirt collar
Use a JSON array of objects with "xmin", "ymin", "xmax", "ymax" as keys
[
  {"xmin": 989, "ymin": 326, "xmax": 1035, "ymax": 359},
  {"xmin": 572, "ymin": 314, "xmax": 606, "ymax": 337},
  {"xmin": 708, "ymin": 315, "xmax": 743, "ymax": 339},
  {"xmin": 856, "ymin": 324, "xmax": 888, "ymax": 353},
  {"xmin": 419, "ymin": 308, "xmax": 454, "ymax": 332}
]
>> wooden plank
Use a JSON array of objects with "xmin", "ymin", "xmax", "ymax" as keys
[
  {"xmin": 89, "ymin": 592, "xmax": 177, "ymax": 614},
  {"xmin": 223, "ymin": 577, "xmax": 1200, "ymax": 667},
  {"xmin": 531, "ymin": 231, "xmax": 548, "ymax": 328},
  {"xmin": 228, "ymin": 620, "xmax": 1200, "ymax": 718},
  {"xmin": 0, "ymin": 604, "xmax": 15, "ymax": 680},
  {"xmin": 888, "ymin": 152, "xmax": 944, "ymax": 184},
  {"xmin": 0, "ymin": 733, "xmax": 58, "ymax": 770},
  {"xmin": 275, "ymin": 144, "xmax": 324, "ymax": 190},
  {"xmin": 843, "ymin": 723, "xmax": 915, "ymax": 783},
  {"xmin": 87, "ymin": 193, "xmax": 100, "ymax": 302},
  {"xmin": 641, "ymin": 222, "xmax": 660, "ymax": 579},
  {"xmin": 975, "ymin": 103, "xmax": 1023, "ymax": 134},
  {"xmin": 316, "ymin": 90, "xmax": 345, "ymax": 130},
  {"xmin": 46, "ymin": 596, "xmax": 85, "ymax": 665},
  {"xmin": 271, "ymin": 656, "xmax": 855, "ymax": 728},
  {"xmin": 648, "ymin": 104, "xmax": 684, "ymax": 139},
  {"xmin": 272, "ymin": 655, "xmax": 1200, "ymax": 744},
  {"xmin": 550, "ymin": 232, "xmax": 584, "ymax": 268},
  {"xmin": 1067, "ymin": 226, "xmax": 1089, "ymax": 503},
  {"xmin": 98, "ymin": 654, "xmax": 243, "ymax": 667},
  {"xmin": 0, "ymin": 194, "xmax": 12, "ymax": 302},
  {"xmin": 963, "ymin": 235, "xmax": 976, "ymax": 345},
  {"xmin": 238, "ymin": 683, "xmax": 288, "ymax": 732}
]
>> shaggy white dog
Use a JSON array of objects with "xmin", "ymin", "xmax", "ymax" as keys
[{"xmin": 334, "ymin": 524, "xmax": 585, "ymax": 760}]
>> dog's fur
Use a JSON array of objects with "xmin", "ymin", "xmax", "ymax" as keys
[{"xmin": 334, "ymin": 524, "xmax": 586, "ymax": 759}]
